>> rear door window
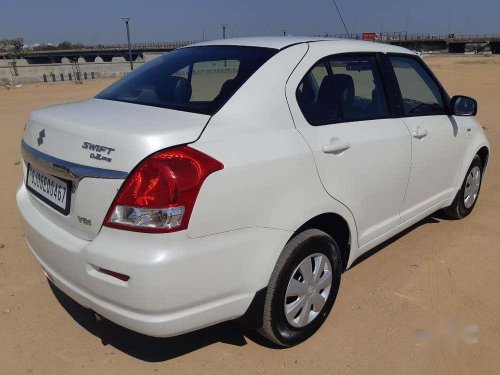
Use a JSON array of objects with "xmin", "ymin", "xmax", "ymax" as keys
[{"xmin": 296, "ymin": 55, "xmax": 389, "ymax": 125}]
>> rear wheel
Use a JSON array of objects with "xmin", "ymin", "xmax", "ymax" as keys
[
  {"xmin": 258, "ymin": 229, "xmax": 342, "ymax": 347},
  {"xmin": 443, "ymin": 155, "xmax": 483, "ymax": 219}
]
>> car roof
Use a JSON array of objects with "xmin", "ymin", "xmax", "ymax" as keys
[
  {"xmin": 190, "ymin": 36, "xmax": 333, "ymax": 49},
  {"xmin": 188, "ymin": 36, "xmax": 412, "ymax": 54}
]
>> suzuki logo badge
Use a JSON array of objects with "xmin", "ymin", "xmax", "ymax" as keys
[{"xmin": 37, "ymin": 129, "xmax": 45, "ymax": 146}]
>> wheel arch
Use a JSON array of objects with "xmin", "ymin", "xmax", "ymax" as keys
[
  {"xmin": 455, "ymin": 137, "xmax": 490, "ymax": 195},
  {"xmin": 290, "ymin": 212, "xmax": 352, "ymax": 271},
  {"xmin": 239, "ymin": 212, "xmax": 353, "ymax": 330},
  {"xmin": 477, "ymin": 146, "xmax": 489, "ymax": 170}
]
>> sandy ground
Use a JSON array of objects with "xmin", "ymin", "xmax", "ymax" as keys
[{"xmin": 1, "ymin": 55, "xmax": 499, "ymax": 374}]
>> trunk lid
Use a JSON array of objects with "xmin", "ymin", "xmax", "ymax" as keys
[{"xmin": 22, "ymin": 98, "xmax": 210, "ymax": 240}]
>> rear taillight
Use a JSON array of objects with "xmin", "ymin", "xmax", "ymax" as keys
[{"xmin": 104, "ymin": 146, "xmax": 223, "ymax": 233}]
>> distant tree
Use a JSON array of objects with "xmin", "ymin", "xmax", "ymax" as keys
[
  {"xmin": 58, "ymin": 41, "xmax": 73, "ymax": 50},
  {"xmin": 0, "ymin": 38, "xmax": 24, "ymax": 50},
  {"xmin": 1, "ymin": 38, "xmax": 25, "ymax": 59},
  {"xmin": 32, "ymin": 44, "xmax": 57, "ymax": 51}
]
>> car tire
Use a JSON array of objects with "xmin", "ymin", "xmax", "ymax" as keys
[
  {"xmin": 258, "ymin": 229, "xmax": 342, "ymax": 347},
  {"xmin": 442, "ymin": 155, "xmax": 483, "ymax": 219}
]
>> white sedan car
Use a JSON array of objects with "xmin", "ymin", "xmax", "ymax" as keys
[{"xmin": 17, "ymin": 37, "xmax": 489, "ymax": 347}]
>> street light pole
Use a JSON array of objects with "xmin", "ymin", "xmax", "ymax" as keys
[
  {"xmin": 465, "ymin": 11, "xmax": 470, "ymax": 35},
  {"xmin": 405, "ymin": 14, "xmax": 410, "ymax": 39},
  {"xmin": 221, "ymin": 24, "xmax": 228, "ymax": 39},
  {"xmin": 447, "ymin": 5, "xmax": 454, "ymax": 34},
  {"xmin": 122, "ymin": 17, "xmax": 133, "ymax": 71}
]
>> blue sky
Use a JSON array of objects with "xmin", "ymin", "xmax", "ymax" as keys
[{"xmin": 0, "ymin": 0, "xmax": 498, "ymax": 45}]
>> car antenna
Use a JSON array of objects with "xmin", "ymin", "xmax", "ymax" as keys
[{"xmin": 331, "ymin": 0, "xmax": 350, "ymax": 38}]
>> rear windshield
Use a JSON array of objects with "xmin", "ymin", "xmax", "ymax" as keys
[{"xmin": 96, "ymin": 46, "xmax": 277, "ymax": 115}]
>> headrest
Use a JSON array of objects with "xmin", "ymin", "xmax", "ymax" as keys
[
  {"xmin": 173, "ymin": 77, "xmax": 192, "ymax": 104},
  {"xmin": 298, "ymin": 78, "xmax": 315, "ymax": 104},
  {"xmin": 156, "ymin": 76, "xmax": 192, "ymax": 105},
  {"xmin": 317, "ymin": 75, "xmax": 336, "ymax": 108},
  {"xmin": 331, "ymin": 74, "xmax": 355, "ymax": 108},
  {"xmin": 317, "ymin": 74, "xmax": 355, "ymax": 108},
  {"xmin": 236, "ymin": 59, "xmax": 252, "ymax": 77}
]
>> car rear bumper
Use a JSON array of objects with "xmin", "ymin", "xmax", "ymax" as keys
[{"xmin": 17, "ymin": 184, "xmax": 291, "ymax": 337}]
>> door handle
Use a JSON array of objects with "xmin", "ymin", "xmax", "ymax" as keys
[
  {"xmin": 412, "ymin": 128, "xmax": 428, "ymax": 139},
  {"xmin": 322, "ymin": 138, "xmax": 351, "ymax": 154}
]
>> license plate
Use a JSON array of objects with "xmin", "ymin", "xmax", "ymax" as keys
[{"xmin": 26, "ymin": 164, "xmax": 72, "ymax": 215}]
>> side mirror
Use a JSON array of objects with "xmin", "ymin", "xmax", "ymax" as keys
[{"xmin": 451, "ymin": 95, "xmax": 477, "ymax": 116}]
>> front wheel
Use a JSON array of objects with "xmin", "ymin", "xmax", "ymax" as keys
[
  {"xmin": 443, "ymin": 155, "xmax": 483, "ymax": 219},
  {"xmin": 258, "ymin": 229, "xmax": 342, "ymax": 347}
]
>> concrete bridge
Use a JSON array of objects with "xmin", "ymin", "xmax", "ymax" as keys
[
  {"xmin": 332, "ymin": 33, "xmax": 500, "ymax": 53},
  {"xmin": 388, "ymin": 33, "xmax": 500, "ymax": 53},
  {"xmin": 2, "ymin": 34, "xmax": 500, "ymax": 65},
  {"xmin": 1, "ymin": 41, "xmax": 195, "ymax": 64}
]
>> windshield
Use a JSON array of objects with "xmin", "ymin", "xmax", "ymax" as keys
[{"xmin": 96, "ymin": 46, "xmax": 277, "ymax": 115}]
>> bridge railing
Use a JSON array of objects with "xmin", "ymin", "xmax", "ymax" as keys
[
  {"xmin": 21, "ymin": 41, "xmax": 200, "ymax": 54},
  {"xmin": 396, "ymin": 33, "xmax": 500, "ymax": 42},
  {"xmin": 7, "ymin": 34, "xmax": 500, "ymax": 56},
  {"xmin": 330, "ymin": 32, "xmax": 500, "ymax": 43},
  {"xmin": 90, "ymin": 41, "xmax": 199, "ymax": 50}
]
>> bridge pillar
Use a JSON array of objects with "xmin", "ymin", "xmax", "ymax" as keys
[
  {"xmin": 490, "ymin": 42, "xmax": 500, "ymax": 54},
  {"xmin": 449, "ymin": 42, "xmax": 466, "ymax": 53},
  {"xmin": 25, "ymin": 56, "xmax": 56, "ymax": 64},
  {"xmin": 123, "ymin": 53, "xmax": 141, "ymax": 62},
  {"xmin": 101, "ymin": 55, "xmax": 114, "ymax": 62},
  {"xmin": 83, "ymin": 55, "xmax": 97, "ymax": 63}
]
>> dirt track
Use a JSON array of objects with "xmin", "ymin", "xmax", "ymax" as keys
[{"xmin": 1, "ymin": 55, "xmax": 499, "ymax": 374}]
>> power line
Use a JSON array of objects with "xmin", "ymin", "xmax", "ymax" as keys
[{"xmin": 331, "ymin": 0, "xmax": 350, "ymax": 37}]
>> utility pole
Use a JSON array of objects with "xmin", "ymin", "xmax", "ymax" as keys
[
  {"xmin": 405, "ymin": 14, "xmax": 410, "ymax": 39},
  {"xmin": 221, "ymin": 24, "xmax": 228, "ymax": 39},
  {"xmin": 447, "ymin": 4, "xmax": 454, "ymax": 34},
  {"xmin": 122, "ymin": 17, "xmax": 133, "ymax": 70},
  {"xmin": 309, "ymin": 20, "xmax": 315, "ymax": 36},
  {"xmin": 465, "ymin": 11, "xmax": 470, "ymax": 35},
  {"xmin": 282, "ymin": 28, "xmax": 287, "ymax": 36}
]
